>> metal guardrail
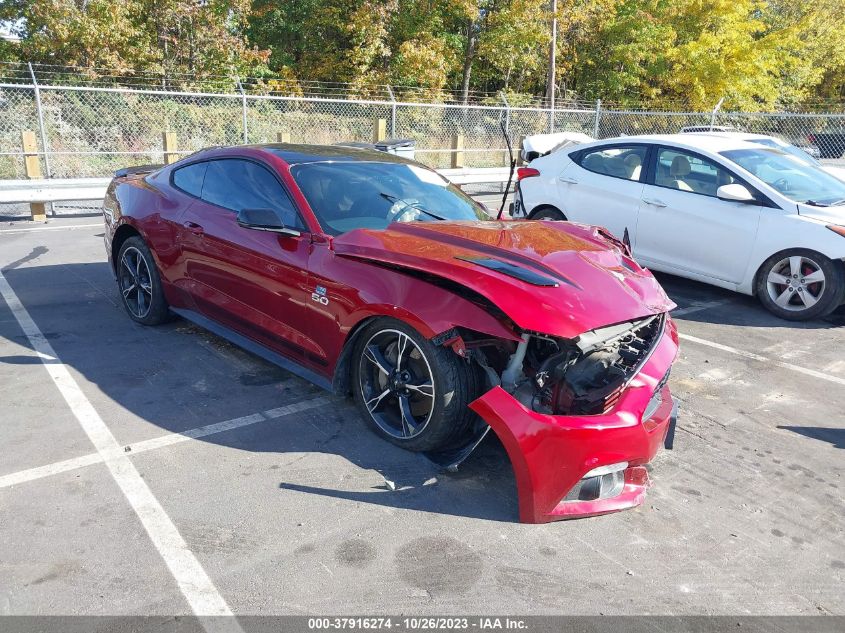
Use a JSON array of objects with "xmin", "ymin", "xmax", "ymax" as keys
[
  {"xmin": 0, "ymin": 177, "xmax": 111, "ymax": 204},
  {"xmin": 438, "ymin": 167, "xmax": 511, "ymax": 185},
  {"xmin": 0, "ymin": 168, "xmax": 512, "ymax": 208}
]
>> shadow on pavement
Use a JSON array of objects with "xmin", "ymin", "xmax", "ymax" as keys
[
  {"xmin": 0, "ymin": 260, "xmax": 519, "ymax": 523},
  {"xmin": 652, "ymin": 271, "xmax": 845, "ymax": 330},
  {"xmin": 778, "ymin": 426, "xmax": 845, "ymax": 449}
]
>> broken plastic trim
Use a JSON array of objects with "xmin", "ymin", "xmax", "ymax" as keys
[{"xmin": 422, "ymin": 418, "xmax": 491, "ymax": 472}]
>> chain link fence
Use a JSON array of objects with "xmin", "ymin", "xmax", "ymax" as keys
[{"xmin": 2, "ymin": 80, "xmax": 845, "ymax": 182}]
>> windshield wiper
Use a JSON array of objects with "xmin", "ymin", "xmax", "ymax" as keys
[
  {"xmin": 805, "ymin": 200, "xmax": 830, "ymax": 207},
  {"xmin": 379, "ymin": 193, "xmax": 447, "ymax": 221}
]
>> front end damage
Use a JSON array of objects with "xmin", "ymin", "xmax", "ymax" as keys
[
  {"xmin": 441, "ymin": 313, "xmax": 679, "ymax": 524},
  {"xmin": 333, "ymin": 221, "xmax": 680, "ymax": 523}
]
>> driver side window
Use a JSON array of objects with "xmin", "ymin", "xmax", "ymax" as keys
[
  {"xmin": 200, "ymin": 159, "xmax": 304, "ymax": 230},
  {"xmin": 655, "ymin": 148, "xmax": 736, "ymax": 197}
]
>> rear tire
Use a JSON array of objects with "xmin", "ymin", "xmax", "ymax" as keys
[
  {"xmin": 529, "ymin": 206, "xmax": 566, "ymax": 221},
  {"xmin": 116, "ymin": 236, "xmax": 171, "ymax": 326},
  {"xmin": 755, "ymin": 248, "xmax": 844, "ymax": 321},
  {"xmin": 351, "ymin": 318, "xmax": 480, "ymax": 452}
]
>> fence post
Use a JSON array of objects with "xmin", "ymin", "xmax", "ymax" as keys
[
  {"xmin": 21, "ymin": 130, "xmax": 46, "ymax": 222},
  {"xmin": 236, "ymin": 77, "xmax": 248, "ymax": 144},
  {"xmin": 451, "ymin": 135, "xmax": 465, "ymax": 168},
  {"xmin": 373, "ymin": 117, "xmax": 387, "ymax": 143},
  {"xmin": 517, "ymin": 135, "xmax": 527, "ymax": 166},
  {"xmin": 28, "ymin": 62, "xmax": 54, "ymax": 216},
  {"xmin": 162, "ymin": 132, "xmax": 178, "ymax": 164},
  {"xmin": 593, "ymin": 99, "xmax": 602, "ymax": 138},
  {"xmin": 710, "ymin": 97, "xmax": 724, "ymax": 130},
  {"xmin": 277, "ymin": 132, "xmax": 291, "ymax": 144},
  {"xmin": 387, "ymin": 85, "xmax": 397, "ymax": 138},
  {"xmin": 27, "ymin": 63, "xmax": 52, "ymax": 180}
]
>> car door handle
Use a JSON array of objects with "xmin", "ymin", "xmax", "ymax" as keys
[
  {"xmin": 183, "ymin": 221, "xmax": 204, "ymax": 235},
  {"xmin": 642, "ymin": 198, "xmax": 667, "ymax": 208},
  {"xmin": 559, "ymin": 175, "xmax": 579, "ymax": 184}
]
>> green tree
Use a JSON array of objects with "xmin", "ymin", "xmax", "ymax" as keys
[
  {"xmin": 475, "ymin": 0, "xmax": 548, "ymax": 95},
  {"xmin": 0, "ymin": 0, "xmax": 266, "ymax": 81},
  {"xmin": 0, "ymin": 0, "xmax": 153, "ymax": 71}
]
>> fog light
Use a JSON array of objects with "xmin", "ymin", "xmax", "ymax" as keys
[{"xmin": 563, "ymin": 462, "xmax": 628, "ymax": 502}]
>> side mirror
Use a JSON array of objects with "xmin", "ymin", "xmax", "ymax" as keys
[
  {"xmin": 717, "ymin": 183, "xmax": 757, "ymax": 204},
  {"xmin": 236, "ymin": 208, "xmax": 301, "ymax": 236}
]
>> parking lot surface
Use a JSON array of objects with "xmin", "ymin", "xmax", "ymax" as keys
[{"xmin": 0, "ymin": 215, "xmax": 843, "ymax": 617}]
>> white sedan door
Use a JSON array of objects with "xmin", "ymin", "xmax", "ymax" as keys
[
  {"xmin": 634, "ymin": 147, "xmax": 762, "ymax": 284},
  {"xmin": 556, "ymin": 143, "xmax": 649, "ymax": 239}
]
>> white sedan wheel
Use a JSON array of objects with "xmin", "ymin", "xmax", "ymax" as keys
[{"xmin": 765, "ymin": 255, "xmax": 826, "ymax": 312}]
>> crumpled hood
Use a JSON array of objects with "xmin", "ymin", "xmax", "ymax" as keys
[{"xmin": 332, "ymin": 220, "xmax": 675, "ymax": 339}]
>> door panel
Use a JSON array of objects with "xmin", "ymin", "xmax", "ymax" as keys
[
  {"xmin": 173, "ymin": 157, "xmax": 322, "ymax": 366},
  {"xmin": 178, "ymin": 200, "xmax": 319, "ymax": 362},
  {"xmin": 635, "ymin": 147, "xmax": 761, "ymax": 283},
  {"xmin": 558, "ymin": 145, "xmax": 648, "ymax": 239}
]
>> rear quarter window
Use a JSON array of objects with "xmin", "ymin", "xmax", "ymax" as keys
[
  {"xmin": 574, "ymin": 145, "xmax": 648, "ymax": 181},
  {"xmin": 172, "ymin": 162, "xmax": 207, "ymax": 197}
]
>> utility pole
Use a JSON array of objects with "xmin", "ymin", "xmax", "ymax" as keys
[{"xmin": 545, "ymin": 0, "xmax": 558, "ymax": 110}]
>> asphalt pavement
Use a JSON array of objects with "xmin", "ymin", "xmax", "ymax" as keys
[{"xmin": 0, "ymin": 214, "xmax": 842, "ymax": 617}]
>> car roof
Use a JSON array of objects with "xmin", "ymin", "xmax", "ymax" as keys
[
  {"xmin": 261, "ymin": 143, "xmax": 415, "ymax": 166},
  {"xmin": 581, "ymin": 134, "xmax": 776, "ymax": 154}
]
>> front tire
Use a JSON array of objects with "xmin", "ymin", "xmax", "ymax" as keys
[
  {"xmin": 116, "ymin": 236, "xmax": 171, "ymax": 325},
  {"xmin": 755, "ymin": 249, "xmax": 844, "ymax": 321},
  {"xmin": 351, "ymin": 318, "xmax": 480, "ymax": 452}
]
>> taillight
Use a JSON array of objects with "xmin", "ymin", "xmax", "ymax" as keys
[
  {"xmin": 517, "ymin": 167, "xmax": 540, "ymax": 180},
  {"xmin": 808, "ymin": 134, "xmax": 816, "ymax": 144}
]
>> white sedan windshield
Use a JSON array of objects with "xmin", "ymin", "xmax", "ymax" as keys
[{"xmin": 721, "ymin": 148, "xmax": 845, "ymax": 206}]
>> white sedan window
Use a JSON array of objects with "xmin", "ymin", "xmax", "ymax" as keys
[
  {"xmin": 578, "ymin": 146, "xmax": 648, "ymax": 181},
  {"xmin": 656, "ymin": 148, "xmax": 735, "ymax": 197}
]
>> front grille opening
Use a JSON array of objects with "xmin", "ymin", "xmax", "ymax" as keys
[{"xmin": 521, "ymin": 314, "xmax": 665, "ymax": 416}]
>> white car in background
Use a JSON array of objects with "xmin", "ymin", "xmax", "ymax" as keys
[
  {"xmin": 521, "ymin": 131, "xmax": 594, "ymax": 162},
  {"xmin": 513, "ymin": 134, "xmax": 845, "ymax": 320}
]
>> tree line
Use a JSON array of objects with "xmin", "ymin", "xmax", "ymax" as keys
[{"xmin": 1, "ymin": 0, "xmax": 843, "ymax": 110}]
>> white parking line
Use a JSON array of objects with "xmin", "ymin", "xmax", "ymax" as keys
[
  {"xmin": 0, "ymin": 269, "xmax": 238, "ymax": 622},
  {"xmin": 679, "ymin": 332, "xmax": 845, "ymax": 387},
  {"xmin": 0, "ymin": 397, "xmax": 331, "ymax": 489},
  {"xmin": 0, "ymin": 222, "xmax": 103, "ymax": 234}
]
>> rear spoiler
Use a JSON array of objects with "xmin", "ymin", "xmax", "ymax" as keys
[{"xmin": 114, "ymin": 164, "xmax": 163, "ymax": 178}]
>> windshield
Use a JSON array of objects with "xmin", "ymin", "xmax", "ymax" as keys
[
  {"xmin": 721, "ymin": 148, "xmax": 845, "ymax": 206},
  {"xmin": 291, "ymin": 161, "xmax": 488, "ymax": 235},
  {"xmin": 745, "ymin": 137, "xmax": 821, "ymax": 166}
]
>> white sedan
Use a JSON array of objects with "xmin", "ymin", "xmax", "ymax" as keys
[{"xmin": 513, "ymin": 134, "xmax": 845, "ymax": 320}]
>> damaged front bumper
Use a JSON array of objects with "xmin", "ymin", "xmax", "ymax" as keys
[{"xmin": 468, "ymin": 318, "xmax": 679, "ymax": 523}]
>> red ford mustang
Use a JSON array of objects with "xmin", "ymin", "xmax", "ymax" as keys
[{"xmin": 102, "ymin": 144, "xmax": 679, "ymax": 523}]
